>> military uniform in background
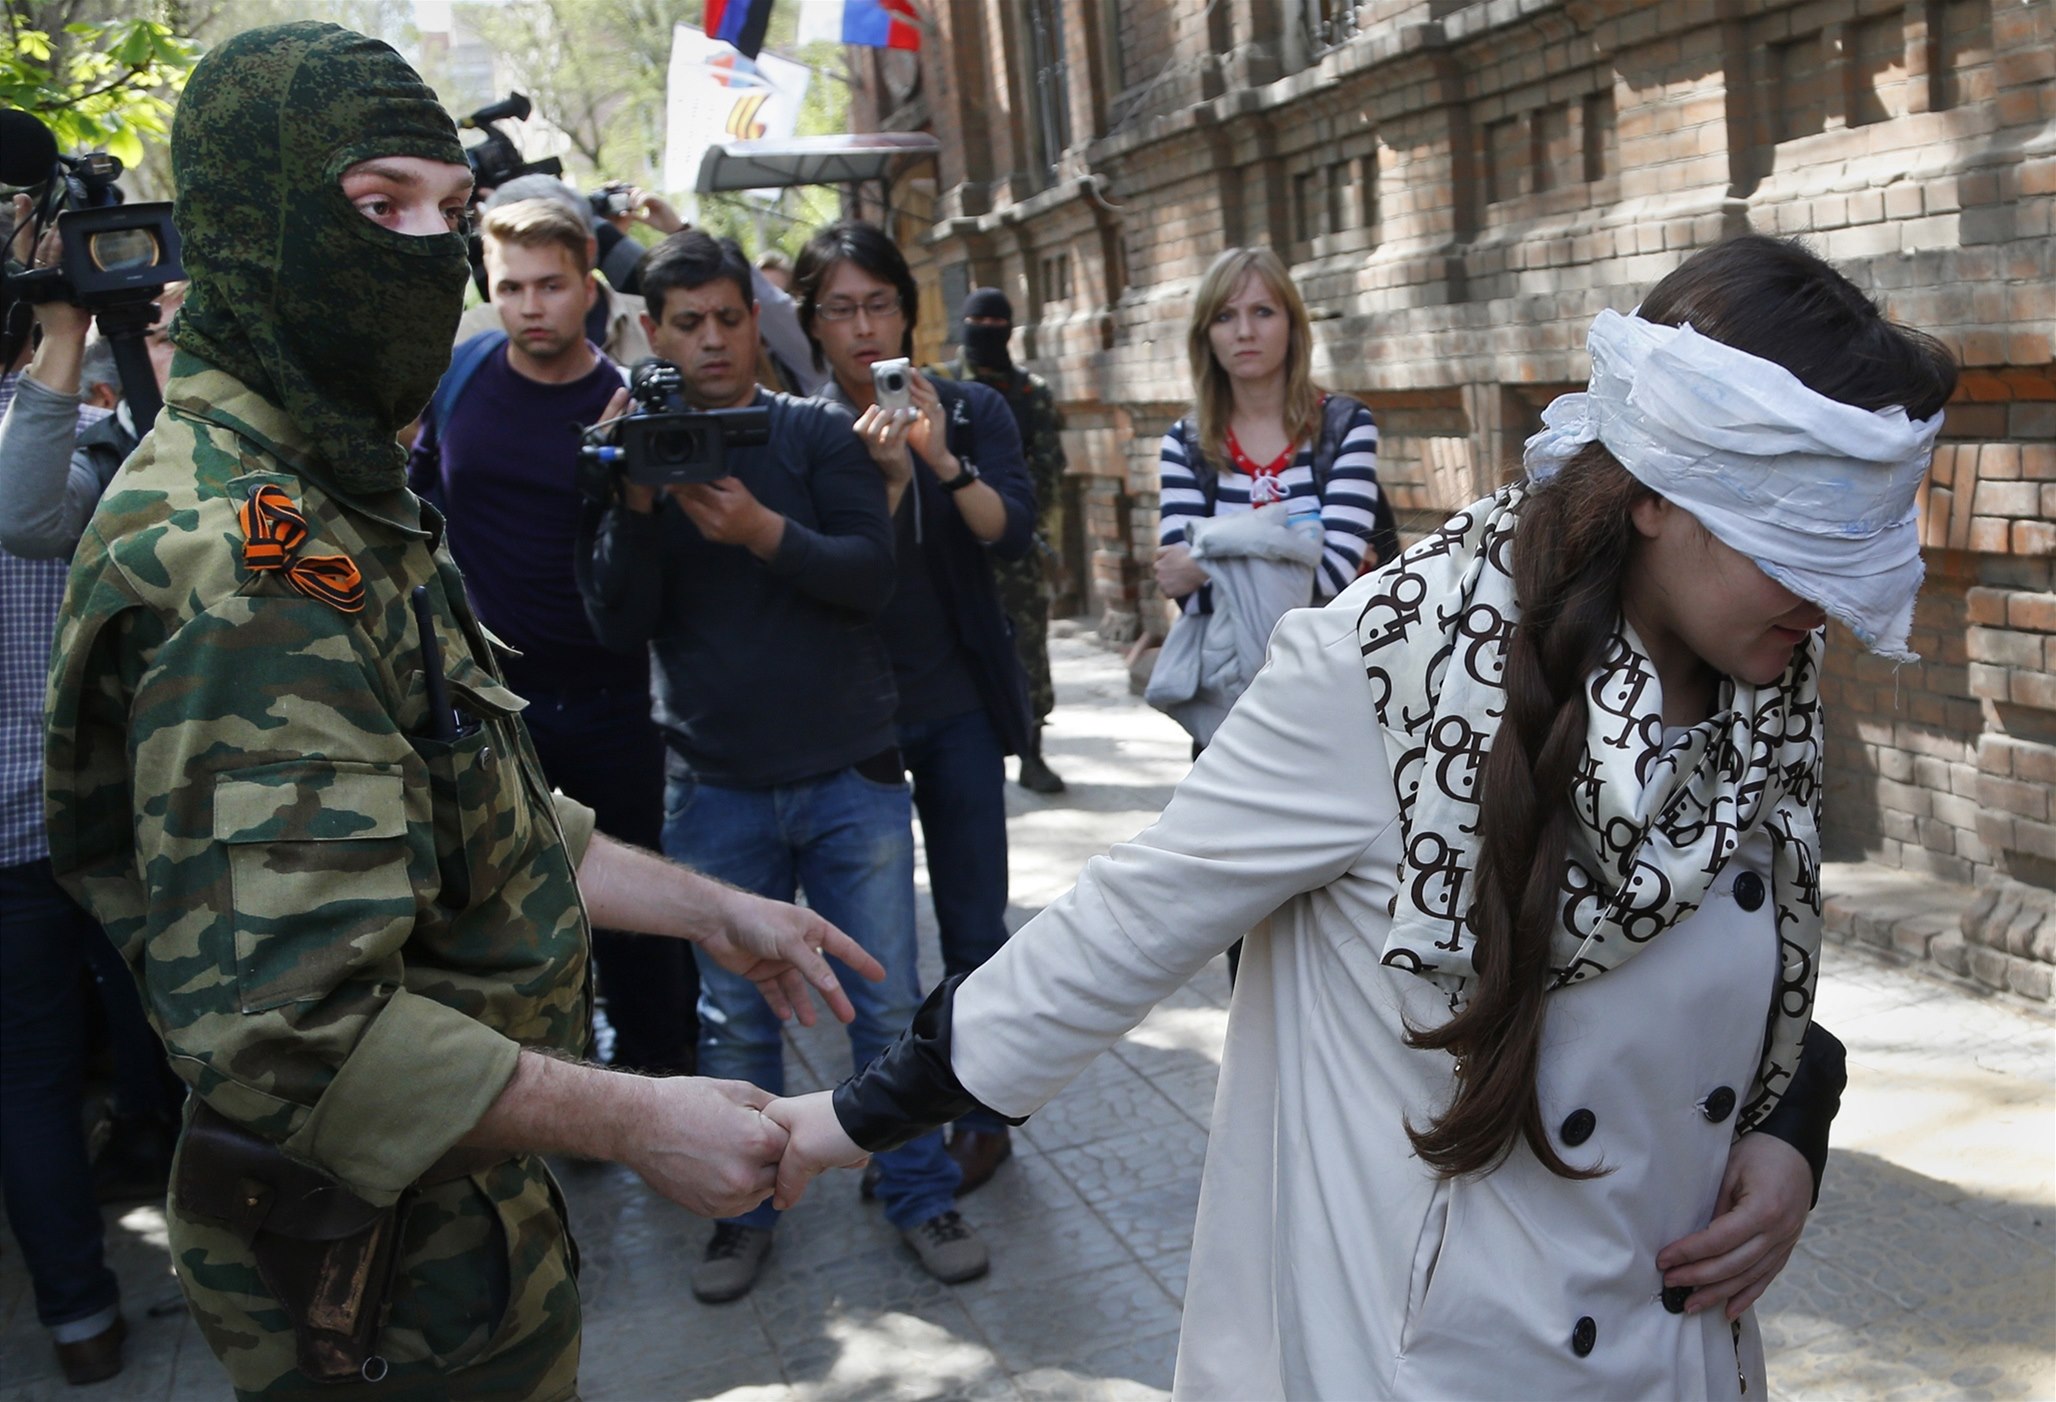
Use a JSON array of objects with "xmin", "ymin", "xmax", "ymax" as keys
[
  {"xmin": 42, "ymin": 24, "xmax": 593, "ymax": 1400},
  {"xmin": 939, "ymin": 296, "xmax": 1069, "ymax": 793}
]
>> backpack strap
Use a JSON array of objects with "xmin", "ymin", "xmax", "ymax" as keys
[
  {"xmin": 1311, "ymin": 392, "xmax": 1403, "ymax": 568},
  {"xmin": 422, "ymin": 330, "xmax": 508, "ymax": 449},
  {"xmin": 1171, "ymin": 415, "xmax": 1217, "ymax": 514},
  {"xmin": 1309, "ymin": 392, "xmax": 1359, "ymax": 501}
]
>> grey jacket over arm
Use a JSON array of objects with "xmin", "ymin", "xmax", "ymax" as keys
[{"xmin": 0, "ymin": 375, "xmax": 105, "ymax": 558}]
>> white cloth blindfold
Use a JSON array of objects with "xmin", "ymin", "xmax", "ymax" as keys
[{"xmin": 1524, "ymin": 308, "xmax": 1944, "ymax": 660}]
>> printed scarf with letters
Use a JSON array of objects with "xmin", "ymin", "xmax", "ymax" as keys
[{"xmin": 1358, "ymin": 482, "xmax": 1823, "ymax": 1131}]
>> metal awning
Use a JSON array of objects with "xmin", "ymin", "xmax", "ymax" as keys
[{"xmin": 694, "ymin": 133, "xmax": 940, "ymax": 193}]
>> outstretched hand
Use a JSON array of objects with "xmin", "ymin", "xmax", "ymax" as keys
[
  {"xmin": 699, "ymin": 889, "xmax": 886, "ymax": 1027},
  {"xmin": 764, "ymin": 1091, "xmax": 868, "ymax": 1210},
  {"xmin": 1657, "ymin": 1132, "xmax": 1813, "ymax": 1319}
]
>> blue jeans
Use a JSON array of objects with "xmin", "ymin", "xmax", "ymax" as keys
[
  {"xmin": 899, "ymin": 707, "xmax": 1012, "ymax": 1135},
  {"xmin": 662, "ymin": 766, "xmax": 959, "ymax": 1231},
  {"xmin": 0, "ymin": 859, "xmax": 121, "ymax": 1336}
]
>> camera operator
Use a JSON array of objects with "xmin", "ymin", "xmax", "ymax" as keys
[
  {"xmin": 574, "ymin": 178, "xmax": 826, "ymax": 396},
  {"xmin": 797, "ymin": 222, "xmax": 1039, "ymax": 1196},
  {"xmin": 0, "ymin": 200, "xmax": 184, "ymax": 1387},
  {"xmin": 410, "ymin": 196, "xmax": 701, "ymax": 1079},
  {"xmin": 0, "ymin": 194, "xmax": 182, "ymax": 557},
  {"xmin": 576, "ymin": 230, "xmax": 979, "ymax": 1301},
  {"xmin": 41, "ymin": 25, "xmax": 884, "ymax": 1396}
]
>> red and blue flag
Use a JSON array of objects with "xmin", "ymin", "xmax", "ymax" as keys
[
  {"xmin": 801, "ymin": 0, "xmax": 922, "ymax": 51},
  {"xmin": 705, "ymin": 0, "xmax": 775, "ymax": 59}
]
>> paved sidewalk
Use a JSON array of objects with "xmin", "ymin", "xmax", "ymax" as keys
[{"xmin": 3, "ymin": 624, "xmax": 2051, "ymax": 1400}]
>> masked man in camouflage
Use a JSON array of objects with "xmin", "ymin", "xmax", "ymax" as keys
[
  {"xmin": 936, "ymin": 287, "xmax": 1068, "ymax": 793},
  {"xmin": 42, "ymin": 24, "xmax": 880, "ymax": 1400}
]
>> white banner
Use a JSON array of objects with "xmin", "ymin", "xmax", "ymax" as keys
[{"xmin": 663, "ymin": 24, "xmax": 812, "ymax": 207}]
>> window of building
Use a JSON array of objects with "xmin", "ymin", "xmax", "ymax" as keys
[
  {"xmin": 1582, "ymin": 89, "xmax": 1615, "ymax": 182},
  {"xmin": 1357, "ymin": 150, "xmax": 1380, "ymax": 239},
  {"xmin": 1930, "ymin": 0, "xmax": 1993, "ymax": 112},
  {"xmin": 1327, "ymin": 159, "xmax": 1352, "ymax": 234},
  {"xmin": 1026, "ymin": 0, "xmax": 1073, "ymax": 181},
  {"xmin": 1849, "ymin": 12, "xmax": 1910, "ymax": 127},
  {"xmin": 1040, "ymin": 250, "xmax": 1073, "ymax": 305},
  {"xmin": 1768, "ymin": 34, "xmax": 1827, "ymax": 145},
  {"xmin": 1295, "ymin": 166, "xmax": 1326, "ymax": 243},
  {"xmin": 1485, "ymin": 115, "xmax": 1526, "ymax": 203},
  {"xmin": 1531, "ymin": 102, "xmax": 1573, "ymax": 193},
  {"xmin": 940, "ymin": 261, "xmax": 971, "ymax": 344},
  {"xmin": 1303, "ymin": 0, "xmax": 1364, "ymax": 56}
]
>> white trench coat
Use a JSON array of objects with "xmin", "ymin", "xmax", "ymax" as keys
[{"xmin": 954, "ymin": 594, "xmax": 1783, "ymax": 1400}]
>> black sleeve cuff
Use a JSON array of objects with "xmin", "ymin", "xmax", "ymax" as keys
[
  {"xmin": 1752, "ymin": 1021, "xmax": 1848, "ymax": 1207},
  {"xmin": 831, "ymin": 976, "xmax": 1027, "ymax": 1153}
]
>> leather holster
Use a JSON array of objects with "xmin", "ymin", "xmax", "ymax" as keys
[{"xmin": 174, "ymin": 1103, "xmax": 405, "ymax": 1383}]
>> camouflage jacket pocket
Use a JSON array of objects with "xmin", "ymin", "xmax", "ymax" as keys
[
  {"xmin": 214, "ymin": 762, "xmax": 413, "ymax": 1014},
  {"xmin": 409, "ymin": 665, "xmax": 536, "ymax": 914},
  {"xmin": 377, "ymin": 1158, "xmax": 573, "ymax": 1375}
]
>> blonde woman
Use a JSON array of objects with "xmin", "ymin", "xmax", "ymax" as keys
[{"xmin": 1153, "ymin": 246, "xmax": 1398, "ymax": 612}]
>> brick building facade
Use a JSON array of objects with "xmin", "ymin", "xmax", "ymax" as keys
[{"xmin": 844, "ymin": 0, "xmax": 2055, "ymax": 995}]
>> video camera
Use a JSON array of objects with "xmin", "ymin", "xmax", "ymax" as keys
[
  {"xmin": 459, "ymin": 93, "xmax": 563, "ymax": 191},
  {"xmin": 458, "ymin": 93, "xmax": 565, "ymax": 299},
  {"xmin": 580, "ymin": 359, "xmax": 772, "ymax": 489},
  {"xmin": 589, "ymin": 182, "xmax": 635, "ymax": 219},
  {"xmin": 1, "ymin": 107, "xmax": 184, "ymax": 430}
]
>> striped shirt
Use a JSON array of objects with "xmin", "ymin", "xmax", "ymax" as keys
[{"xmin": 1159, "ymin": 398, "xmax": 1385, "ymax": 604}]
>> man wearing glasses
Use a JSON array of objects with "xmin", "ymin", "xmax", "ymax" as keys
[
  {"xmin": 576, "ymin": 231, "xmax": 976, "ymax": 1302},
  {"xmin": 795, "ymin": 223, "xmax": 1039, "ymax": 1209}
]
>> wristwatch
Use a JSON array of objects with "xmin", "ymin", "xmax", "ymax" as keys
[{"xmin": 940, "ymin": 458, "xmax": 981, "ymax": 493}]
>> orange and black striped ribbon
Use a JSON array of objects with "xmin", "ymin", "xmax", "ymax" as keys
[{"xmin": 237, "ymin": 484, "xmax": 366, "ymax": 614}]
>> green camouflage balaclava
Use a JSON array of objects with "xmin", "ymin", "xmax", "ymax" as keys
[{"xmin": 169, "ymin": 22, "xmax": 468, "ymax": 494}]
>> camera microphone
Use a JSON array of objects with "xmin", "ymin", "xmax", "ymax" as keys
[
  {"xmin": 463, "ymin": 93, "xmax": 532, "ymax": 128},
  {"xmin": 629, "ymin": 357, "xmax": 682, "ymax": 401},
  {"xmin": 1, "ymin": 107, "xmax": 61, "ymax": 189}
]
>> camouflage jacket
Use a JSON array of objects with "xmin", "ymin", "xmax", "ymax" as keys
[
  {"xmin": 938, "ymin": 357, "xmax": 1065, "ymax": 527},
  {"xmin": 44, "ymin": 356, "xmax": 596, "ymax": 1210}
]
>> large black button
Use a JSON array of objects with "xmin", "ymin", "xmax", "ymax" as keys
[
  {"xmin": 1571, "ymin": 1315, "xmax": 1597, "ymax": 1356},
  {"xmin": 1732, "ymin": 870, "xmax": 1765, "ymax": 911},
  {"xmin": 1560, "ymin": 1108, "xmax": 1596, "ymax": 1147},
  {"xmin": 1702, "ymin": 1086, "xmax": 1737, "ymax": 1123},
  {"xmin": 1662, "ymin": 1284, "xmax": 1691, "ymax": 1314}
]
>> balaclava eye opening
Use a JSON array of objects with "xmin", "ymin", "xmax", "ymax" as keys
[{"xmin": 169, "ymin": 22, "xmax": 468, "ymax": 495}]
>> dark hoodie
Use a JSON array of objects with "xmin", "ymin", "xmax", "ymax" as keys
[{"xmin": 168, "ymin": 22, "xmax": 469, "ymax": 495}]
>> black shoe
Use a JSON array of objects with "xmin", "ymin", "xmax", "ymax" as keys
[{"xmin": 1017, "ymin": 751, "xmax": 1066, "ymax": 794}]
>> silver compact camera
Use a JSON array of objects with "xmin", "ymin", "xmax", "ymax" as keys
[{"xmin": 871, "ymin": 356, "xmax": 914, "ymax": 413}]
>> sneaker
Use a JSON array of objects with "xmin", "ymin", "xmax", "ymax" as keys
[
  {"xmin": 900, "ymin": 1209, "xmax": 989, "ymax": 1284},
  {"xmin": 690, "ymin": 1224, "xmax": 773, "ymax": 1303}
]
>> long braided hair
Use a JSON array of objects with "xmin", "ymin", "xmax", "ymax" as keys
[{"xmin": 1403, "ymin": 236, "xmax": 1957, "ymax": 1179}]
